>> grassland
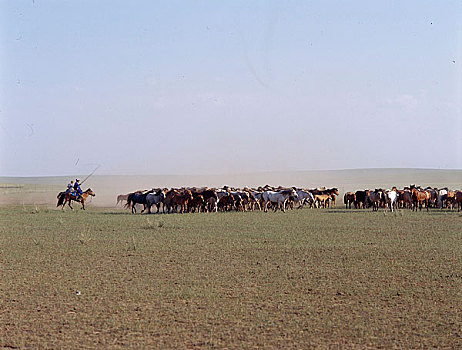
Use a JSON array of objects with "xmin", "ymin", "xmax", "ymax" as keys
[{"xmin": 1, "ymin": 205, "xmax": 461, "ymax": 349}]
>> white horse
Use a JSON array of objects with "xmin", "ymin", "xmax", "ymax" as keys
[
  {"xmin": 438, "ymin": 189, "xmax": 448, "ymax": 209},
  {"xmin": 262, "ymin": 189, "xmax": 298, "ymax": 212},
  {"xmin": 385, "ymin": 189, "xmax": 397, "ymax": 212},
  {"xmin": 296, "ymin": 190, "xmax": 315, "ymax": 208}
]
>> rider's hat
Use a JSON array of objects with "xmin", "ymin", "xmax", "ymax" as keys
[{"xmin": 76, "ymin": 179, "xmax": 80, "ymax": 182}]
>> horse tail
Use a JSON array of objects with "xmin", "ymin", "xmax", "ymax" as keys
[
  {"xmin": 57, "ymin": 193, "xmax": 65, "ymax": 207},
  {"xmin": 124, "ymin": 195, "xmax": 132, "ymax": 209}
]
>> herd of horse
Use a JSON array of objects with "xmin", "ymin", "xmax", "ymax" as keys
[
  {"xmin": 55, "ymin": 184, "xmax": 462, "ymax": 213},
  {"xmin": 117, "ymin": 185, "xmax": 340, "ymax": 214},
  {"xmin": 343, "ymin": 185, "xmax": 462, "ymax": 211}
]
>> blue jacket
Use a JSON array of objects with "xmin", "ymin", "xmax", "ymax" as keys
[
  {"xmin": 74, "ymin": 182, "xmax": 82, "ymax": 194},
  {"xmin": 66, "ymin": 183, "xmax": 74, "ymax": 193}
]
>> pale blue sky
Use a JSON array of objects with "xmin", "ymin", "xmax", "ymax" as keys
[{"xmin": 1, "ymin": 1, "xmax": 461, "ymax": 176}]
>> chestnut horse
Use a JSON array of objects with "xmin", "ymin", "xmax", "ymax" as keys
[
  {"xmin": 170, "ymin": 190, "xmax": 194, "ymax": 213},
  {"xmin": 57, "ymin": 188, "xmax": 95, "ymax": 210},
  {"xmin": 411, "ymin": 186, "xmax": 429, "ymax": 211}
]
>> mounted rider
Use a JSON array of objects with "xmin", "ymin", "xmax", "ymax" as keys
[
  {"xmin": 74, "ymin": 179, "xmax": 83, "ymax": 199},
  {"xmin": 66, "ymin": 180, "xmax": 75, "ymax": 195}
]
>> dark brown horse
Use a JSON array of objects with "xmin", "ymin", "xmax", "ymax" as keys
[
  {"xmin": 124, "ymin": 190, "xmax": 155, "ymax": 214},
  {"xmin": 57, "ymin": 189, "xmax": 95, "ymax": 210},
  {"xmin": 171, "ymin": 190, "xmax": 194, "ymax": 213},
  {"xmin": 455, "ymin": 191, "xmax": 462, "ymax": 212},
  {"xmin": 344, "ymin": 192, "xmax": 356, "ymax": 209}
]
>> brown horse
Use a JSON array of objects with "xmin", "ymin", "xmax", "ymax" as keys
[
  {"xmin": 326, "ymin": 188, "xmax": 339, "ymax": 207},
  {"xmin": 398, "ymin": 189, "xmax": 412, "ymax": 209},
  {"xmin": 314, "ymin": 194, "xmax": 331, "ymax": 208},
  {"xmin": 411, "ymin": 186, "xmax": 428, "ymax": 211},
  {"xmin": 170, "ymin": 190, "xmax": 194, "ymax": 213},
  {"xmin": 367, "ymin": 189, "xmax": 384, "ymax": 211},
  {"xmin": 57, "ymin": 188, "xmax": 95, "ymax": 210},
  {"xmin": 189, "ymin": 194, "xmax": 205, "ymax": 213},
  {"xmin": 446, "ymin": 190, "xmax": 456, "ymax": 210},
  {"xmin": 344, "ymin": 192, "xmax": 356, "ymax": 209},
  {"xmin": 455, "ymin": 191, "xmax": 462, "ymax": 211},
  {"xmin": 163, "ymin": 189, "xmax": 180, "ymax": 213}
]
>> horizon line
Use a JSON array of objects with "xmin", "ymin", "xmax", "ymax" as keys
[{"xmin": 1, "ymin": 167, "xmax": 461, "ymax": 179}]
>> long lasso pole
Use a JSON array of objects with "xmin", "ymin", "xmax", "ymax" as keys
[{"xmin": 81, "ymin": 165, "xmax": 100, "ymax": 185}]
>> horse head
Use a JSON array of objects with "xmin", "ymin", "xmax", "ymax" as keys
[
  {"xmin": 289, "ymin": 189, "xmax": 299, "ymax": 200},
  {"xmin": 86, "ymin": 188, "xmax": 96, "ymax": 196}
]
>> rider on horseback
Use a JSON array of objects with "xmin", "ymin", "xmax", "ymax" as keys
[
  {"xmin": 66, "ymin": 180, "xmax": 75, "ymax": 195},
  {"xmin": 74, "ymin": 179, "xmax": 83, "ymax": 200}
]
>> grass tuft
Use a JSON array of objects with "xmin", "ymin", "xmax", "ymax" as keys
[{"xmin": 79, "ymin": 225, "xmax": 92, "ymax": 244}]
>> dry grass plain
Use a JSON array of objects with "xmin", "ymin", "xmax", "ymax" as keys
[{"xmin": 1, "ymin": 205, "xmax": 461, "ymax": 349}]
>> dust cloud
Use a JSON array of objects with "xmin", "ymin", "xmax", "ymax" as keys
[{"xmin": 1, "ymin": 169, "xmax": 461, "ymax": 208}]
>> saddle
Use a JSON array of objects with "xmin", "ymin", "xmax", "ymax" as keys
[{"xmin": 70, "ymin": 192, "xmax": 82, "ymax": 199}]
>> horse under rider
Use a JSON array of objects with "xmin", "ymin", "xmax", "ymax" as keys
[
  {"xmin": 74, "ymin": 179, "xmax": 83, "ymax": 199},
  {"xmin": 66, "ymin": 180, "xmax": 75, "ymax": 195}
]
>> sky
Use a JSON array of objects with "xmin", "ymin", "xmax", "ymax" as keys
[{"xmin": 1, "ymin": 1, "xmax": 461, "ymax": 176}]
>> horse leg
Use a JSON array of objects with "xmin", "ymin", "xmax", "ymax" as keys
[{"xmin": 273, "ymin": 202, "xmax": 278, "ymax": 212}]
